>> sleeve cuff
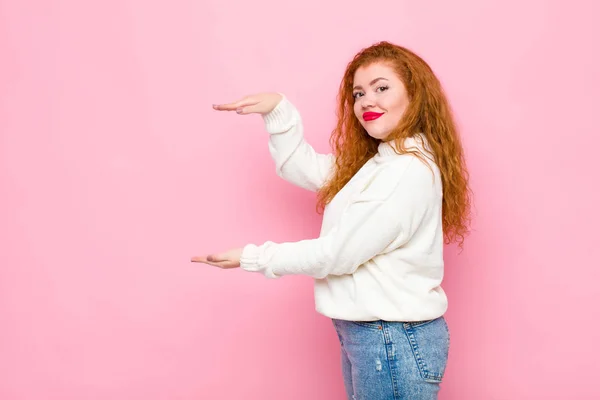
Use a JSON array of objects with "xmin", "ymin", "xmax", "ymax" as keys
[
  {"xmin": 261, "ymin": 95, "xmax": 298, "ymax": 134},
  {"xmin": 240, "ymin": 243, "xmax": 279, "ymax": 279}
]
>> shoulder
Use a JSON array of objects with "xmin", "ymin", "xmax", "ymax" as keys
[
  {"xmin": 356, "ymin": 155, "xmax": 436, "ymax": 203},
  {"xmin": 378, "ymin": 135, "xmax": 439, "ymax": 183}
]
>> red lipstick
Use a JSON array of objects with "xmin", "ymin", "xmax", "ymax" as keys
[{"xmin": 363, "ymin": 112, "xmax": 384, "ymax": 121}]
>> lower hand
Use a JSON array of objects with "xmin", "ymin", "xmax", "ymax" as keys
[{"xmin": 191, "ymin": 248, "xmax": 243, "ymax": 269}]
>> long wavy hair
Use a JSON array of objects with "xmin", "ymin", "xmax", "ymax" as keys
[{"xmin": 317, "ymin": 41, "xmax": 472, "ymax": 247}]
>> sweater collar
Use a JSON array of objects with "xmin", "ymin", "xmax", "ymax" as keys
[{"xmin": 375, "ymin": 134, "xmax": 432, "ymax": 160}]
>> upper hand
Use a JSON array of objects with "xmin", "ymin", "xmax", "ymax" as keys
[
  {"xmin": 212, "ymin": 93, "xmax": 283, "ymax": 115},
  {"xmin": 191, "ymin": 247, "xmax": 243, "ymax": 269}
]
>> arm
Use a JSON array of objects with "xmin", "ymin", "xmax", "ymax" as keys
[
  {"xmin": 262, "ymin": 96, "xmax": 335, "ymax": 192},
  {"xmin": 239, "ymin": 157, "xmax": 435, "ymax": 279}
]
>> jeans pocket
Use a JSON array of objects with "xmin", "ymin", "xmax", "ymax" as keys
[
  {"xmin": 350, "ymin": 320, "xmax": 383, "ymax": 330},
  {"xmin": 404, "ymin": 317, "xmax": 449, "ymax": 383}
]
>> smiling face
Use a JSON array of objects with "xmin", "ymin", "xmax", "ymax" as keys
[{"xmin": 352, "ymin": 61, "xmax": 410, "ymax": 140}]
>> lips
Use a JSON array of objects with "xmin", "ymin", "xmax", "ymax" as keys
[{"xmin": 363, "ymin": 112, "xmax": 384, "ymax": 121}]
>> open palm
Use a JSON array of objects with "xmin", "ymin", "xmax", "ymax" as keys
[{"xmin": 190, "ymin": 248, "xmax": 243, "ymax": 269}]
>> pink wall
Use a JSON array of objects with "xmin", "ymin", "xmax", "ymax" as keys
[{"xmin": 1, "ymin": 0, "xmax": 599, "ymax": 399}]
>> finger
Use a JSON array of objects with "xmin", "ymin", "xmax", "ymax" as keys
[
  {"xmin": 190, "ymin": 257, "xmax": 225, "ymax": 268},
  {"xmin": 196, "ymin": 260, "xmax": 236, "ymax": 269},
  {"xmin": 212, "ymin": 97, "xmax": 258, "ymax": 111},
  {"xmin": 192, "ymin": 254, "xmax": 229, "ymax": 263},
  {"xmin": 190, "ymin": 253, "xmax": 229, "ymax": 264},
  {"xmin": 190, "ymin": 255, "xmax": 223, "ymax": 264}
]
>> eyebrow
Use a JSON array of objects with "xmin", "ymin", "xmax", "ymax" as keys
[{"xmin": 353, "ymin": 77, "xmax": 389, "ymax": 91}]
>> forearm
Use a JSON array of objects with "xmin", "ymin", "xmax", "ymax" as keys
[
  {"xmin": 263, "ymin": 97, "xmax": 334, "ymax": 191},
  {"xmin": 240, "ymin": 200, "xmax": 402, "ymax": 279},
  {"xmin": 239, "ymin": 157, "xmax": 434, "ymax": 280}
]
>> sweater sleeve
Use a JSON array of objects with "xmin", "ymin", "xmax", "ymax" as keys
[
  {"xmin": 240, "ymin": 157, "xmax": 435, "ymax": 279},
  {"xmin": 262, "ymin": 96, "xmax": 335, "ymax": 192}
]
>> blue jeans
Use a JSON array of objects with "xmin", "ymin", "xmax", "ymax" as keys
[{"xmin": 332, "ymin": 317, "xmax": 450, "ymax": 400}]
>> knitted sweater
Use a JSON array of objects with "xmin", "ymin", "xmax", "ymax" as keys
[{"xmin": 240, "ymin": 96, "xmax": 447, "ymax": 322}]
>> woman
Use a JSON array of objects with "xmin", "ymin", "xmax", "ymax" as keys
[{"xmin": 192, "ymin": 41, "xmax": 471, "ymax": 399}]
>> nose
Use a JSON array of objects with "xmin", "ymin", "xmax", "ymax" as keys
[{"xmin": 360, "ymin": 93, "xmax": 376, "ymax": 109}]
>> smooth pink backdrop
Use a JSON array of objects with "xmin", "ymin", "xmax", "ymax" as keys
[{"xmin": 1, "ymin": 0, "xmax": 599, "ymax": 399}]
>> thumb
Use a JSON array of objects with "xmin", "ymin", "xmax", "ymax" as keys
[
  {"xmin": 207, "ymin": 253, "xmax": 228, "ymax": 262},
  {"xmin": 237, "ymin": 103, "xmax": 262, "ymax": 115}
]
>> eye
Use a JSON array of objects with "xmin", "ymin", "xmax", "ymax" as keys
[
  {"xmin": 376, "ymin": 85, "xmax": 389, "ymax": 93},
  {"xmin": 353, "ymin": 92, "xmax": 364, "ymax": 99}
]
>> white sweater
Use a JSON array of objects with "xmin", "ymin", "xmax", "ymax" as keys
[{"xmin": 240, "ymin": 96, "xmax": 448, "ymax": 322}]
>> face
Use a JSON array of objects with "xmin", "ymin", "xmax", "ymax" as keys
[{"xmin": 352, "ymin": 62, "xmax": 410, "ymax": 140}]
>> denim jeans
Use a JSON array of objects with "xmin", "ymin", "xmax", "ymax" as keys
[{"xmin": 332, "ymin": 316, "xmax": 450, "ymax": 400}]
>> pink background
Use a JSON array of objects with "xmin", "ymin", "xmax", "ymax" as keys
[{"xmin": 1, "ymin": 0, "xmax": 599, "ymax": 399}]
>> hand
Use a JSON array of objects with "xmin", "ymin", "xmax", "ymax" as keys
[
  {"xmin": 212, "ymin": 92, "xmax": 283, "ymax": 115},
  {"xmin": 190, "ymin": 247, "xmax": 243, "ymax": 269}
]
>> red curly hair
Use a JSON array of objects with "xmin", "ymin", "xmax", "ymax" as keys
[{"xmin": 317, "ymin": 41, "xmax": 472, "ymax": 247}]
